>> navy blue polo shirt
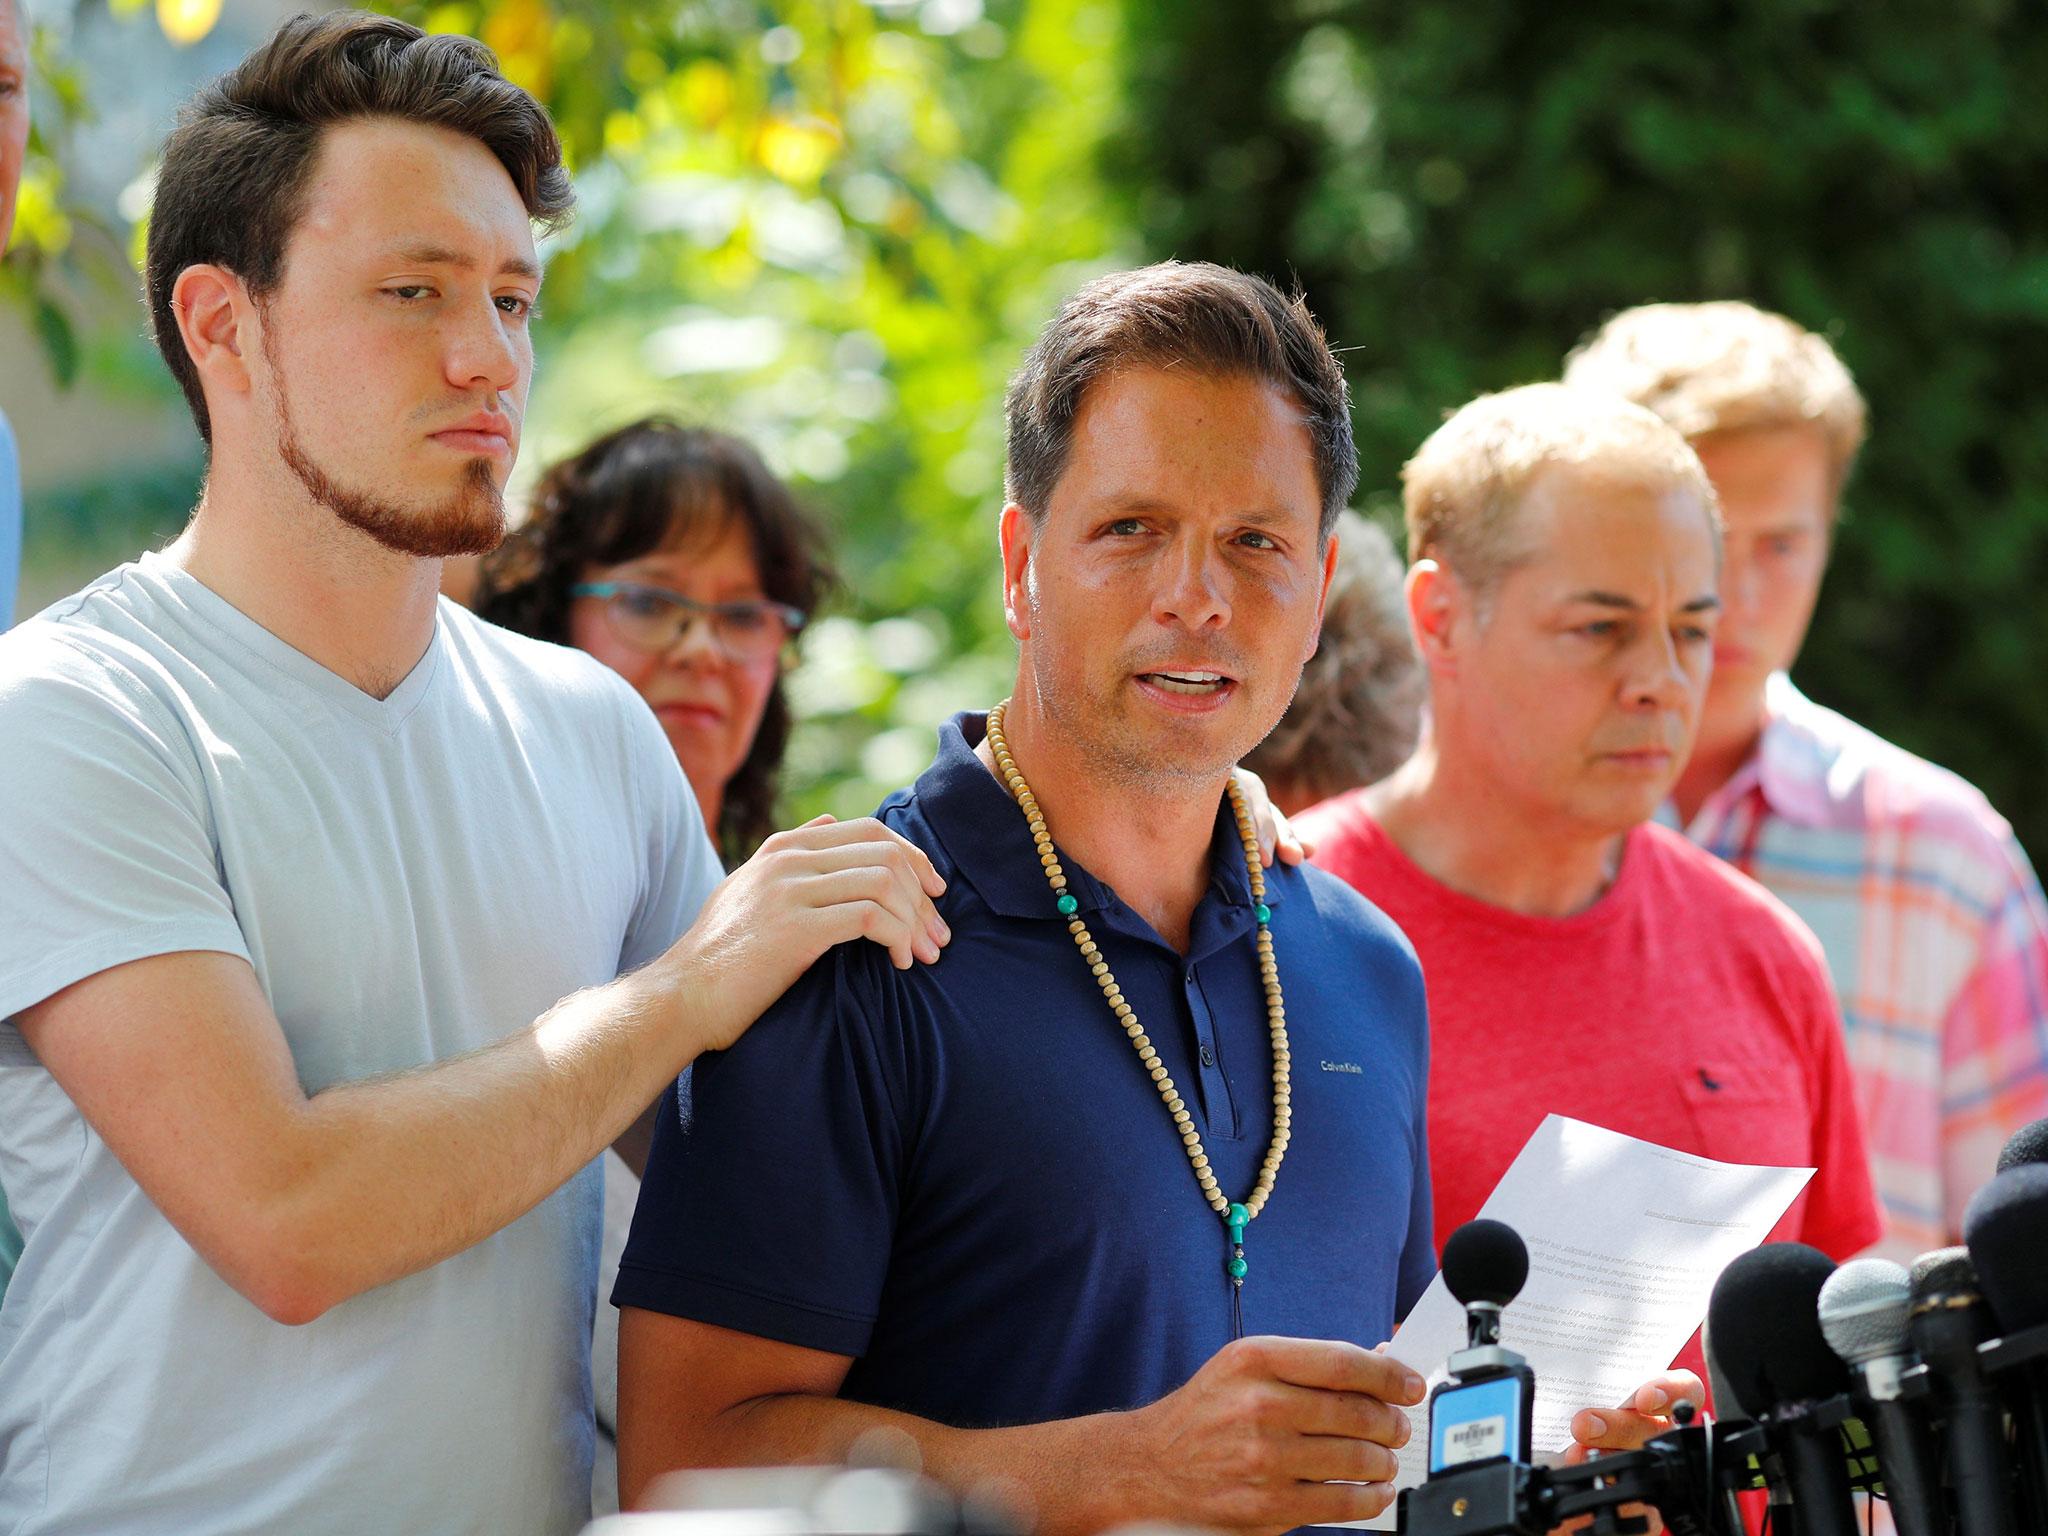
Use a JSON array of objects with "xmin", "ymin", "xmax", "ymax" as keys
[{"xmin": 617, "ymin": 713, "xmax": 1435, "ymax": 1427}]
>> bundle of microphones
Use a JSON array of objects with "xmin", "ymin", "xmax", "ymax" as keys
[{"xmin": 1402, "ymin": 1116, "xmax": 2048, "ymax": 1536}]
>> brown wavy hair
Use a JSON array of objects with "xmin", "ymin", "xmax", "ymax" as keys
[{"xmin": 475, "ymin": 419, "xmax": 835, "ymax": 863}]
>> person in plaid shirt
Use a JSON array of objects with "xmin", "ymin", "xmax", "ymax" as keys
[{"xmin": 1566, "ymin": 302, "xmax": 2048, "ymax": 1258}]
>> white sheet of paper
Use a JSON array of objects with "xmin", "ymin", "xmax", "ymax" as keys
[{"xmin": 1347, "ymin": 1114, "xmax": 1815, "ymax": 1530}]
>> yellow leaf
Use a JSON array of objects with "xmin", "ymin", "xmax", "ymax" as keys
[
  {"xmin": 756, "ymin": 113, "xmax": 841, "ymax": 187},
  {"xmin": 155, "ymin": 0, "xmax": 221, "ymax": 47},
  {"xmin": 14, "ymin": 167, "xmax": 72, "ymax": 255},
  {"xmin": 422, "ymin": 4, "xmax": 480, "ymax": 37},
  {"xmin": 483, "ymin": 0, "xmax": 553, "ymax": 98},
  {"xmin": 603, "ymin": 109, "xmax": 645, "ymax": 156},
  {"xmin": 678, "ymin": 60, "xmax": 734, "ymax": 127}
]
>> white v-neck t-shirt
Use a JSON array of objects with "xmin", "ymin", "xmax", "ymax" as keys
[{"xmin": 0, "ymin": 554, "xmax": 721, "ymax": 1534}]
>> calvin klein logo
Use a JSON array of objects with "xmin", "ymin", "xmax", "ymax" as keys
[{"xmin": 1320, "ymin": 1060, "xmax": 1363, "ymax": 1075}]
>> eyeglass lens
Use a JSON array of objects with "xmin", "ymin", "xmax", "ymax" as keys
[{"xmin": 606, "ymin": 587, "xmax": 792, "ymax": 661}]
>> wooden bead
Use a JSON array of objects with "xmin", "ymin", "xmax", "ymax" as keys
[{"xmin": 986, "ymin": 697, "xmax": 1290, "ymax": 1260}]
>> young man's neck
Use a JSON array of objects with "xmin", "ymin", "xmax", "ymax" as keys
[
  {"xmin": 1365, "ymin": 734, "xmax": 1625, "ymax": 919},
  {"xmin": 976, "ymin": 689, "xmax": 1225, "ymax": 956},
  {"xmin": 1668, "ymin": 690, "xmax": 1770, "ymax": 828},
  {"xmin": 166, "ymin": 447, "xmax": 446, "ymax": 700}
]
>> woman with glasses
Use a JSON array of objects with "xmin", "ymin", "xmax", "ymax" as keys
[
  {"xmin": 477, "ymin": 417, "xmax": 832, "ymax": 867},
  {"xmin": 474, "ymin": 417, "xmax": 833, "ymax": 1514}
]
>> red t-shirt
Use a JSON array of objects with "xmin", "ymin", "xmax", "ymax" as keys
[{"xmin": 1298, "ymin": 796, "xmax": 1883, "ymax": 1388}]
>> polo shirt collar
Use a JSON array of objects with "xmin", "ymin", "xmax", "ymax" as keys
[{"xmin": 915, "ymin": 712, "xmax": 1281, "ymax": 938}]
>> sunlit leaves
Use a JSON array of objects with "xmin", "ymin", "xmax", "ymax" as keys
[{"xmin": 154, "ymin": 0, "xmax": 222, "ymax": 47}]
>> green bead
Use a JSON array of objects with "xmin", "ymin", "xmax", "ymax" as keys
[
  {"xmin": 1228, "ymin": 1256, "xmax": 1249, "ymax": 1280},
  {"xmin": 1254, "ymin": 903, "xmax": 1271, "ymax": 924},
  {"xmin": 1227, "ymin": 1202, "xmax": 1250, "ymax": 1231},
  {"xmin": 1056, "ymin": 893, "xmax": 1078, "ymax": 916}
]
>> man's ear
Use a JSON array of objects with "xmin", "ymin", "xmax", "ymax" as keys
[
  {"xmin": 172, "ymin": 263, "xmax": 258, "ymax": 413},
  {"xmin": 998, "ymin": 502, "xmax": 1035, "ymax": 642},
  {"xmin": 1406, "ymin": 559, "xmax": 1463, "ymax": 677},
  {"xmin": 1302, "ymin": 526, "xmax": 1342, "ymax": 665}
]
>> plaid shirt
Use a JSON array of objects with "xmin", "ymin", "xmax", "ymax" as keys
[{"xmin": 1682, "ymin": 675, "xmax": 2048, "ymax": 1258}]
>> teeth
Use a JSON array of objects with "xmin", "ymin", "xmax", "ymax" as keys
[{"xmin": 1148, "ymin": 672, "xmax": 1227, "ymax": 695}]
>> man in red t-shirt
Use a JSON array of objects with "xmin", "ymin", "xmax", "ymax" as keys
[{"xmin": 1300, "ymin": 383, "xmax": 1882, "ymax": 1410}]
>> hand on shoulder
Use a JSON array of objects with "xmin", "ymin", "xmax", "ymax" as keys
[{"xmin": 661, "ymin": 815, "xmax": 951, "ymax": 1053}]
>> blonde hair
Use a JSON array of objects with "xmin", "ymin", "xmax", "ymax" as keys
[
  {"xmin": 1562, "ymin": 301, "xmax": 1867, "ymax": 490},
  {"xmin": 1246, "ymin": 511, "xmax": 1422, "ymax": 804},
  {"xmin": 1402, "ymin": 383, "xmax": 1718, "ymax": 595}
]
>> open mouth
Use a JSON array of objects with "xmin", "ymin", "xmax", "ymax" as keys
[{"xmin": 1138, "ymin": 669, "xmax": 1234, "ymax": 697}]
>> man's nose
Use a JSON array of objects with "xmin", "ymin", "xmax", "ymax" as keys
[{"xmin": 1152, "ymin": 539, "xmax": 1231, "ymax": 631}]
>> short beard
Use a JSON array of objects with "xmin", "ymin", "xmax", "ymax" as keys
[
  {"xmin": 1027, "ymin": 628, "xmax": 1257, "ymax": 796},
  {"xmin": 266, "ymin": 335, "xmax": 507, "ymax": 559}
]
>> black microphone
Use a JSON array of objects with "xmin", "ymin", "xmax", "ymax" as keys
[
  {"xmin": 1816, "ymin": 1257, "xmax": 1945, "ymax": 1536},
  {"xmin": 1708, "ymin": 1243, "xmax": 1862, "ymax": 1536},
  {"xmin": 1995, "ymin": 1117, "xmax": 2048, "ymax": 1173},
  {"xmin": 1965, "ymin": 1162, "xmax": 2048, "ymax": 1534},
  {"xmin": 1442, "ymin": 1218, "xmax": 1528, "ymax": 1337},
  {"xmin": 1700, "ymin": 1320, "xmax": 1764, "ymax": 1536},
  {"xmin": 1909, "ymin": 1245, "xmax": 2017, "ymax": 1536},
  {"xmin": 1426, "ymin": 1219, "xmax": 1536, "ymax": 1469}
]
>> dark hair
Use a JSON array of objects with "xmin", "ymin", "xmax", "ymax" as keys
[
  {"xmin": 474, "ymin": 419, "xmax": 835, "ymax": 864},
  {"xmin": 1003, "ymin": 260, "xmax": 1359, "ymax": 538},
  {"xmin": 147, "ymin": 10, "xmax": 573, "ymax": 443}
]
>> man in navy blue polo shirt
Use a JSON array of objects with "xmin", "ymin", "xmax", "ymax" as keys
[{"xmin": 616, "ymin": 263, "xmax": 1691, "ymax": 1532}]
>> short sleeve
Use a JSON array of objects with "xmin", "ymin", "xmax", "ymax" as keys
[
  {"xmin": 1396, "ymin": 1009, "xmax": 1437, "ymax": 1316},
  {"xmin": 1788, "ymin": 938, "xmax": 1885, "ymax": 1259},
  {"xmin": 613, "ymin": 688, "xmax": 723, "ymax": 975},
  {"xmin": 0, "ymin": 633, "xmax": 250, "ymax": 1023},
  {"xmin": 613, "ymin": 943, "xmax": 911, "ymax": 1356}
]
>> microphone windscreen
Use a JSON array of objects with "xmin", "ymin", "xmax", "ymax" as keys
[
  {"xmin": 1707, "ymin": 1242, "xmax": 1849, "ymax": 1412},
  {"xmin": 1817, "ymin": 1257, "xmax": 1912, "ymax": 1367},
  {"xmin": 1440, "ymin": 1218, "xmax": 1528, "ymax": 1308},
  {"xmin": 1963, "ymin": 1162, "xmax": 2048, "ymax": 1333},
  {"xmin": 1701, "ymin": 1318, "xmax": 1750, "ymax": 1421},
  {"xmin": 1996, "ymin": 1117, "xmax": 2048, "ymax": 1173}
]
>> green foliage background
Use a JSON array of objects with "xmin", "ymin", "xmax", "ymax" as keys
[
  {"xmin": 12, "ymin": 0, "xmax": 2046, "ymax": 856},
  {"xmin": 1114, "ymin": 0, "xmax": 2048, "ymax": 856}
]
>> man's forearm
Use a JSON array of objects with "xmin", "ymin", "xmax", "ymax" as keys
[
  {"xmin": 651, "ymin": 1392, "xmax": 1152, "ymax": 1536},
  {"xmin": 264, "ymin": 958, "xmax": 706, "ymax": 1319}
]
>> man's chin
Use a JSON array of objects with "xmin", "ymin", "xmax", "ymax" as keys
[
  {"xmin": 333, "ymin": 469, "xmax": 506, "ymax": 559},
  {"xmin": 335, "ymin": 498, "xmax": 505, "ymax": 559},
  {"xmin": 1103, "ymin": 707, "xmax": 1264, "ymax": 790}
]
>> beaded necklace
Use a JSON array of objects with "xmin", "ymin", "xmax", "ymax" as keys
[{"xmin": 984, "ymin": 700, "xmax": 1292, "ymax": 1336}]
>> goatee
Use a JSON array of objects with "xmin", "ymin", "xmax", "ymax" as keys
[{"xmin": 279, "ymin": 424, "xmax": 506, "ymax": 559}]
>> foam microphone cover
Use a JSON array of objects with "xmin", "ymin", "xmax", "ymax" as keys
[
  {"xmin": 1998, "ymin": 1116, "xmax": 2048, "ymax": 1173},
  {"xmin": 1707, "ymin": 1243, "xmax": 1849, "ymax": 1413},
  {"xmin": 1440, "ymin": 1218, "xmax": 1528, "ymax": 1308},
  {"xmin": 1701, "ymin": 1318, "xmax": 1750, "ymax": 1421},
  {"xmin": 1964, "ymin": 1161, "xmax": 2048, "ymax": 1333}
]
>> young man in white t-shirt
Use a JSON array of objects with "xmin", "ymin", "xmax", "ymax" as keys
[{"xmin": 0, "ymin": 15, "xmax": 949, "ymax": 1533}]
